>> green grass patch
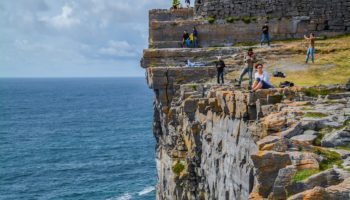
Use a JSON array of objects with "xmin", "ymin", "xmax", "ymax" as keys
[
  {"xmin": 190, "ymin": 84, "xmax": 197, "ymax": 91},
  {"xmin": 207, "ymin": 16, "xmax": 215, "ymax": 24},
  {"xmin": 313, "ymin": 132, "xmax": 325, "ymax": 146},
  {"xmin": 292, "ymin": 169, "xmax": 320, "ymax": 183},
  {"xmin": 302, "ymin": 112, "xmax": 328, "ymax": 118},
  {"xmin": 225, "ymin": 16, "xmax": 240, "ymax": 23},
  {"xmin": 241, "ymin": 16, "xmax": 252, "ymax": 24},
  {"xmin": 314, "ymin": 148, "xmax": 343, "ymax": 170},
  {"xmin": 335, "ymin": 146, "xmax": 350, "ymax": 151},
  {"xmin": 301, "ymin": 87, "xmax": 336, "ymax": 97},
  {"xmin": 172, "ymin": 161, "xmax": 185, "ymax": 175}
]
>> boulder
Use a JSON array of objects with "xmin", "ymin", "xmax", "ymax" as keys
[
  {"xmin": 286, "ymin": 168, "xmax": 347, "ymax": 196},
  {"xmin": 288, "ymin": 152, "xmax": 320, "ymax": 170},
  {"xmin": 291, "ymin": 134, "xmax": 317, "ymax": 144},
  {"xmin": 251, "ymin": 151, "xmax": 292, "ymax": 197},
  {"xmin": 288, "ymin": 177, "xmax": 350, "ymax": 200},
  {"xmin": 321, "ymin": 128, "xmax": 350, "ymax": 148}
]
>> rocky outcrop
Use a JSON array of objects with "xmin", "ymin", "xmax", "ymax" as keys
[
  {"xmin": 143, "ymin": 4, "xmax": 350, "ymax": 200},
  {"xmin": 147, "ymin": 70, "xmax": 350, "ymax": 199},
  {"xmin": 149, "ymin": 1, "xmax": 350, "ymax": 48}
]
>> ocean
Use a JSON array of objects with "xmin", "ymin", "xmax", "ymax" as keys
[{"xmin": 0, "ymin": 78, "xmax": 156, "ymax": 200}]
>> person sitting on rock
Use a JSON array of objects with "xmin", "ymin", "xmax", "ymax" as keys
[
  {"xmin": 252, "ymin": 64, "xmax": 274, "ymax": 91},
  {"xmin": 304, "ymin": 33, "xmax": 316, "ymax": 64},
  {"xmin": 236, "ymin": 48, "xmax": 256, "ymax": 88},
  {"xmin": 216, "ymin": 56, "xmax": 226, "ymax": 84},
  {"xmin": 182, "ymin": 30, "xmax": 190, "ymax": 48}
]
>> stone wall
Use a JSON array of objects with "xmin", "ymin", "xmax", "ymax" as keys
[
  {"xmin": 195, "ymin": 0, "xmax": 350, "ymax": 32},
  {"xmin": 148, "ymin": 1, "xmax": 350, "ymax": 48}
]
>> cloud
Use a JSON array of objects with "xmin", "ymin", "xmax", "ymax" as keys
[
  {"xmin": 41, "ymin": 4, "xmax": 80, "ymax": 29},
  {"xmin": 99, "ymin": 40, "xmax": 137, "ymax": 58},
  {"xmin": 0, "ymin": 0, "xmax": 169, "ymax": 77}
]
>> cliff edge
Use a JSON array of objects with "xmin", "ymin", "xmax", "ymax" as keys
[{"xmin": 141, "ymin": 1, "xmax": 350, "ymax": 199}]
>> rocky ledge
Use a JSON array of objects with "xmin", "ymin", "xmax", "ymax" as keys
[{"xmin": 151, "ymin": 80, "xmax": 350, "ymax": 200}]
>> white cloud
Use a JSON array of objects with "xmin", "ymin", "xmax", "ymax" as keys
[
  {"xmin": 99, "ymin": 40, "xmax": 137, "ymax": 57},
  {"xmin": 41, "ymin": 4, "xmax": 80, "ymax": 29}
]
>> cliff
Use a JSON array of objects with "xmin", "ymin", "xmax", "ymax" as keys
[{"xmin": 141, "ymin": 2, "xmax": 350, "ymax": 200}]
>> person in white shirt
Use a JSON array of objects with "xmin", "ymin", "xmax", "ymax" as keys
[{"xmin": 252, "ymin": 64, "xmax": 273, "ymax": 91}]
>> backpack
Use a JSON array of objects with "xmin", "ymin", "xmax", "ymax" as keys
[{"xmin": 279, "ymin": 81, "xmax": 294, "ymax": 88}]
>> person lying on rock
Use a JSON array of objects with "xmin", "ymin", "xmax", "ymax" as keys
[
  {"xmin": 252, "ymin": 64, "xmax": 274, "ymax": 91},
  {"xmin": 216, "ymin": 56, "xmax": 226, "ymax": 84},
  {"xmin": 236, "ymin": 48, "xmax": 257, "ymax": 88}
]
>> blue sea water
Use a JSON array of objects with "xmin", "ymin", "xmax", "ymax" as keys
[{"xmin": 0, "ymin": 78, "xmax": 156, "ymax": 200}]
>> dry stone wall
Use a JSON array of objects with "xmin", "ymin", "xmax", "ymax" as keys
[{"xmin": 195, "ymin": 0, "xmax": 350, "ymax": 32}]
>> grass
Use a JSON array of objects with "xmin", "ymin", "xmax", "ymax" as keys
[
  {"xmin": 313, "ymin": 132, "xmax": 325, "ymax": 146},
  {"xmin": 207, "ymin": 16, "xmax": 215, "ymax": 24},
  {"xmin": 335, "ymin": 146, "xmax": 350, "ymax": 151},
  {"xmin": 172, "ymin": 161, "xmax": 185, "ymax": 175},
  {"xmin": 302, "ymin": 112, "xmax": 328, "ymax": 118},
  {"xmin": 225, "ymin": 16, "xmax": 240, "ymax": 23},
  {"xmin": 300, "ymin": 87, "xmax": 342, "ymax": 97},
  {"xmin": 314, "ymin": 148, "xmax": 343, "ymax": 170},
  {"xmin": 269, "ymin": 34, "xmax": 350, "ymax": 86},
  {"xmin": 292, "ymin": 169, "xmax": 320, "ymax": 183},
  {"xmin": 292, "ymin": 148, "xmax": 343, "ymax": 182}
]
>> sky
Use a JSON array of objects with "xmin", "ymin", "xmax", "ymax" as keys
[{"xmin": 0, "ymin": 0, "xmax": 182, "ymax": 77}]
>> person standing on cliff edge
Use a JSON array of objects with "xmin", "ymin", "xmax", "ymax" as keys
[
  {"xmin": 216, "ymin": 56, "xmax": 226, "ymax": 84},
  {"xmin": 261, "ymin": 22, "xmax": 270, "ymax": 47},
  {"xmin": 304, "ymin": 33, "xmax": 316, "ymax": 64},
  {"xmin": 236, "ymin": 48, "xmax": 257, "ymax": 88}
]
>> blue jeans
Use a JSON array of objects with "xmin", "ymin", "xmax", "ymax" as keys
[
  {"xmin": 217, "ymin": 71, "xmax": 224, "ymax": 84},
  {"xmin": 183, "ymin": 39, "xmax": 190, "ymax": 47},
  {"xmin": 256, "ymin": 78, "xmax": 273, "ymax": 89},
  {"xmin": 238, "ymin": 67, "xmax": 253, "ymax": 86},
  {"xmin": 193, "ymin": 37, "xmax": 198, "ymax": 48},
  {"xmin": 306, "ymin": 47, "xmax": 314, "ymax": 63},
  {"xmin": 261, "ymin": 33, "xmax": 270, "ymax": 46}
]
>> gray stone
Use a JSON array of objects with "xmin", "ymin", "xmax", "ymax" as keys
[
  {"xmin": 321, "ymin": 129, "xmax": 350, "ymax": 148},
  {"xmin": 291, "ymin": 134, "xmax": 317, "ymax": 144},
  {"xmin": 281, "ymin": 122, "xmax": 303, "ymax": 138}
]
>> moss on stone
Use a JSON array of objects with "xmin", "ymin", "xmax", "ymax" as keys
[
  {"xmin": 292, "ymin": 169, "xmax": 320, "ymax": 183},
  {"xmin": 313, "ymin": 132, "xmax": 325, "ymax": 146},
  {"xmin": 172, "ymin": 161, "xmax": 185, "ymax": 175},
  {"xmin": 302, "ymin": 112, "xmax": 328, "ymax": 118},
  {"xmin": 207, "ymin": 16, "xmax": 215, "ymax": 24},
  {"xmin": 314, "ymin": 148, "xmax": 343, "ymax": 170}
]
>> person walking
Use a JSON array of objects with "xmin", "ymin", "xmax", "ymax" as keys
[
  {"xmin": 236, "ymin": 48, "xmax": 257, "ymax": 88},
  {"xmin": 304, "ymin": 33, "xmax": 315, "ymax": 64},
  {"xmin": 216, "ymin": 56, "xmax": 225, "ymax": 84},
  {"xmin": 261, "ymin": 23, "xmax": 270, "ymax": 47},
  {"xmin": 192, "ymin": 27, "xmax": 198, "ymax": 48}
]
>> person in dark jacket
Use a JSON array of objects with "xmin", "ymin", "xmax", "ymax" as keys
[
  {"xmin": 182, "ymin": 30, "xmax": 190, "ymax": 47},
  {"xmin": 261, "ymin": 23, "xmax": 270, "ymax": 47},
  {"xmin": 192, "ymin": 26, "xmax": 198, "ymax": 48},
  {"xmin": 216, "ymin": 56, "xmax": 225, "ymax": 84}
]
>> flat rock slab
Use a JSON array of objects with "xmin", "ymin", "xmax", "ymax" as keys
[{"xmin": 291, "ymin": 134, "xmax": 317, "ymax": 144}]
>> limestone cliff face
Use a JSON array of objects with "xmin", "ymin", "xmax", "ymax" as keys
[
  {"xmin": 147, "ymin": 69, "xmax": 350, "ymax": 199},
  {"xmin": 143, "ymin": 5, "xmax": 350, "ymax": 200}
]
